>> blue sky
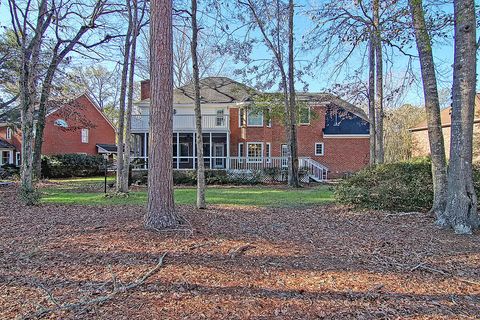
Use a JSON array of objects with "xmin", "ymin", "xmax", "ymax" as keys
[{"xmin": 0, "ymin": 1, "xmax": 477, "ymax": 109}]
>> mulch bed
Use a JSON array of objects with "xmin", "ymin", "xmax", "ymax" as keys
[{"xmin": 1, "ymin": 187, "xmax": 479, "ymax": 319}]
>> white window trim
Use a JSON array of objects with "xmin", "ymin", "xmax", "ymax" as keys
[
  {"xmin": 315, "ymin": 142, "xmax": 324, "ymax": 156},
  {"xmin": 246, "ymin": 142, "xmax": 264, "ymax": 163},
  {"xmin": 299, "ymin": 106, "xmax": 311, "ymax": 125},
  {"xmin": 246, "ymin": 110, "xmax": 264, "ymax": 127},
  {"xmin": 81, "ymin": 128, "xmax": 89, "ymax": 143},
  {"xmin": 266, "ymin": 142, "xmax": 271, "ymax": 163},
  {"xmin": 15, "ymin": 152, "xmax": 21, "ymax": 166},
  {"xmin": 6, "ymin": 127, "xmax": 12, "ymax": 140},
  {"xmin": 238, "ymin": 108, "xmax": 245, "ymax": 128}
]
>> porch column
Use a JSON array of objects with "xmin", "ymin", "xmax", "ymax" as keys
[
  {"xmin": 176, "ymin": 132, "xmax": 180, "ymax": 169},
  {"xmin": 143, "ymin": 132, "xmax": 147, "ymax": 169},
  {"xmin": 192, "ymin": 132, "xmax": 196, "ymax": 169},
  {"xmin": 209, "ymin": 132, "xmax": 212, "ymax": 169},
  {"xmin": 226, "ymin": 133, "xmax": 230, "ymax": 169}
]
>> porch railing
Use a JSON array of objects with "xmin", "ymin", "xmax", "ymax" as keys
[
  {"xmin": 131, "ymin": 114, "xmax": 230, "ymax": 132},
  {"xmin": 130, "ymin": 156, "xmax": 328, "ymax": 181}
]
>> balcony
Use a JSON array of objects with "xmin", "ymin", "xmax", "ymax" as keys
[{"xmin": 131, "ymin": 114, "xmax": 229, "ymax": 132}]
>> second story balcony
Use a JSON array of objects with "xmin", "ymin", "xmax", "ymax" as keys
[{"xmin": 131, "ymin": 114, "xmax": 230, "ymax": 132}]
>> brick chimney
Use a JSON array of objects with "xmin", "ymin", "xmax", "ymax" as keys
[{"xmin": 140, "ymin": 80, "xmax": 150, "ymax": 100}]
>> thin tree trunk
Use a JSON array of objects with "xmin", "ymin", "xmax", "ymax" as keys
[
  {"xmin": 122, "ymin": 0, "xmax": 140, "ymax": 192},
  {"xmin": 116, "ymin": 1, "xmax": 133, "ymax": 193},
  {"xmin": 373, "ymin": 0, "xmax": 384, "ymax": 164},
  {"xmin": 368, "ymin": 33, "xmax": 376, "ymax": 166},
  {"xmin": 443, "ymin": 0, "xmax": 479, "ymax": 234},
  {"xmin": 409, "ymin": 0, "xmax": 448, "ymax": 220},
  {"xmin": 191, "ymin": 0, "xmax": 206, "ymax": 209},
  {"xmin": 145, "ymin": 0, "xmax": 178, "ymax": 229},
  {"xmin": 287, "ymin": 0, "xmax": 299, "ymax": 187}
]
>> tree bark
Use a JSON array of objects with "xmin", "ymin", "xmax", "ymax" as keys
[
  {"xmin": 191, "ymin": 0, "xmax": 206, "ymax": 209},
  {"xmin": 287, "ymin": 0, "xmax": 299, "ymax": 187},
  {"xmin": 443, "ymin": 0, "xmax": 479, "ymax": 234},
  {"xmin": 116, "ymin": 1, "xmax": 133, "ymax": 194},
  {"xmin": 18, "ymin": 0, "xmax": 49, "ymax": 202},
  {"xmin": 408, "ymin": 0, "xmax": 448, "ymax": 220},
  {"xmin": 368, "ymin": 34, "xmax": 376, "ymax": 166},
  {"xmin": 122, "ymin": 0, "xmax": 140, "ymax": 192},
  {"xmin": 145, "ymin": 0, "xmax": 178, "ymax": 229},
  {"xmin": 373, "ymin": 0, "xmax": 384, "ymax": 164}
]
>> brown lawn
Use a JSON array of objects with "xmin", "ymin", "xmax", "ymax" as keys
[{"xmin": 1, "ymin": 186, "xmax": 479, "ymax": 319}]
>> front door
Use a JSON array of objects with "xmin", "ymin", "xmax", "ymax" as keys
[
  {"xmin": 213, "ymin": 143, "xmax": 225, "ymax": 169},
  {"xmin": 281, "ymin": 144, "xmax": 288, "ymax": 168}
]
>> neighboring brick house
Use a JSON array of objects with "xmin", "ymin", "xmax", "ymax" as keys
[
  {"xmin": 132, "ymin": 77, "xmax": 370, "ymax": 179},
  {"xmin": 410, "ymin": 94, "xmax": 480, "ymax": 161},
  {"xmin": 0, "ymin": 93, "xmax": 116, "ymax": 167}
]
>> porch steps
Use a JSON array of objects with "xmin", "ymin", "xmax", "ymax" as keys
[{"xmin": 300, "ymin": 158, "xmax": 328, "ymax": 182}]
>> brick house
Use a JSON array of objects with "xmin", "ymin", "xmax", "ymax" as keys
[
  {"xmin": 410, "ymin": 94, "xmax": 480, "ymax": 161},
  {"xmin": 131, "ymin": 77, "xmax": 370, "ymax": 180},
  {"xmin": 0, "ymin": 93, "xmax": 116, "ymax": 167}
]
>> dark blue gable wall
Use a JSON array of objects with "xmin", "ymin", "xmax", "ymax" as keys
[{"xmin": 323, "ymin": 108, "xmax": 370, "ymax": 135}]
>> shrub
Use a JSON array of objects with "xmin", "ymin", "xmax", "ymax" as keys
[
  {"xmin": 336, "ymin": 157, "xmax": 480, "ymax": 212},
  {"xmin": 41, "ymin": 154, "xmax": 105, "ymax": 178},
  {"xmin": 1, "ymin": 163, "xmax": 20, "ymax": 180},
  {"xmin": 335, "ymin": 158, "xmax": 435, "ymax": 212}
]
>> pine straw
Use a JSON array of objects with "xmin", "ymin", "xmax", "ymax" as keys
[{"xmin": 1, "ymin": 187, "xmax": 479, "ymax": 319}]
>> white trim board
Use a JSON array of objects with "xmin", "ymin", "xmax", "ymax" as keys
[{"xmin": 323, "ymin": 134, "xmax": 369, "ymax": 138}]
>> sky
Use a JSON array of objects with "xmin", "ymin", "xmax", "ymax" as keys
[{"xmin": 0, "ymin": 0, "xmax": 477, "ymax": 109}]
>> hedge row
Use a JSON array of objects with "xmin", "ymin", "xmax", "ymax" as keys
[
  {"xmin": 335, "ymin": 157, "xmax": 480, "ymax": 212},
  {"xmin": 41, "ymin": 154, "xmax": 106, "ymax": 178}
]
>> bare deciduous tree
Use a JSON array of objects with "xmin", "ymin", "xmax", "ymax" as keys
[
  {"xmin": 408, "ymin": 0, "xmax": 448, "ymax": 219},
  {"xmin": 442, "ymin": 0, "xmax": 479, "ymax": 234}
]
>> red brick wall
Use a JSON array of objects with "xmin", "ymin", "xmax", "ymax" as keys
[
  {"xmin": 1, "ymin": 95, "xmax": 116, "ymax": 157},
  {"xmin": 229, "ymin": 105, "xmax": 370, "ymax": 178},
  {"xmin": 41, "ymin": 95, "xmax": 116, "ymax": 155},
  {"xmin": 0, "ymin": 126, "xmax": 22, "ymax": 152},
  {"xmin": 141, "ymin": 80, "xmax": 150, "ymax": 101}
]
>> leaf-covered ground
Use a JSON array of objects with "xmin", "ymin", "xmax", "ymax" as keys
[{"xmin": 1, "ymin": 186, "xmax": 479, "ymax": 319}]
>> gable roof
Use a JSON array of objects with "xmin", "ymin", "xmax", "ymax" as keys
[
  {"xmin": 0, "ymin": 93, "xmax": 116, "ymax": 130},
  {"xmin": 296, "ymin": 92, "xmax": 369, "ymax": 121},
  {"xmin": 139, "ymin": 77, "xmax": 368, "ymax": 121},
  {"xmin": 174, "ymin": 77, "xmax": 255, "ymax": 104},
  {"xmin": 410, "ymin": 94, "xmax": 480, "ymax": 132},
  {"xmin": 0, "ymin": 139, "xmax": 15, "ymax": 149}
]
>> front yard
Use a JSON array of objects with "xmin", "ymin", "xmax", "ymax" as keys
[{"xmin": 1, "ymin": 179, "xmax": 479, "ymax": 319}]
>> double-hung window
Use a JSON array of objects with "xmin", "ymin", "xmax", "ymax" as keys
[
  {"xmin": 247, "ymin": 142, "xmax": 263, "ymax": 163},
  {"xmin": 315, "ymin": 142, "xmax": 324, "ymax": 156},
  {"xmin": 81, "ymin": 128, "xmax": 89, "ymax": 143},
  {"xmin": 265, "ymin": 143, "xmax": 271, "ymax": 163},
  {"xmin": 216, "ymin": 109, "xmax": 225, "ymax": 126},
  {"xmin": 247, "ymin": 110, "xmax": 263, "ymax": 127},
  {"xmin": 299, "ymin": 106, "xmax": 310, "ymax": 125}
]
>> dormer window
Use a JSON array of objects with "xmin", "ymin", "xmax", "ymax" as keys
[{"xmin": 54, "ymin": 119, "xmax": 69, "ymax": 128}]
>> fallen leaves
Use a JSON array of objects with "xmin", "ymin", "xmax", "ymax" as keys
[{"xmin": 0, "ymin": 186, "xmax": 479, "ymax": 319}]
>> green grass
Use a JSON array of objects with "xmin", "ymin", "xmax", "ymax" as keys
[{"xmin": 41, "ymin": 185, "xmax": 334, "ymax": 207}]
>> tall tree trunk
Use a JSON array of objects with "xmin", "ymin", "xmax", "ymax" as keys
[
  {"xmin": 443, "ymin": 0, "xmax": 479, "ymax": 234},
  {"xmin": 191, "ymin": 0, "xmax": 206, "ymax": 208},
  {"xmin": 409, "ymin": 0, "xmax": 448, "ymax": 220},
  {"xmin": 19, "ymin": 0, "xmax": 48, "ymax": 203},
  {"xmin": 373, "ymin": 0, "xmax": 384, "ymax": 164},
  {"xmin": 116, "ymin": 1, "xmax": 133, "ymax": 193},
  {"xmin": 145, "ymin": 0, "xmax": 178, "ymax": 229},
  {"xmin": 122, "ymin": 0, "xmax": 140, "ymax": 192},
  {"xmin": 287, "ymin": 0, "xmax": 299, "ymax": 187},
  {"xmin": 368, "ymin": 33, "xmax": 376, "ymax": 166}
]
